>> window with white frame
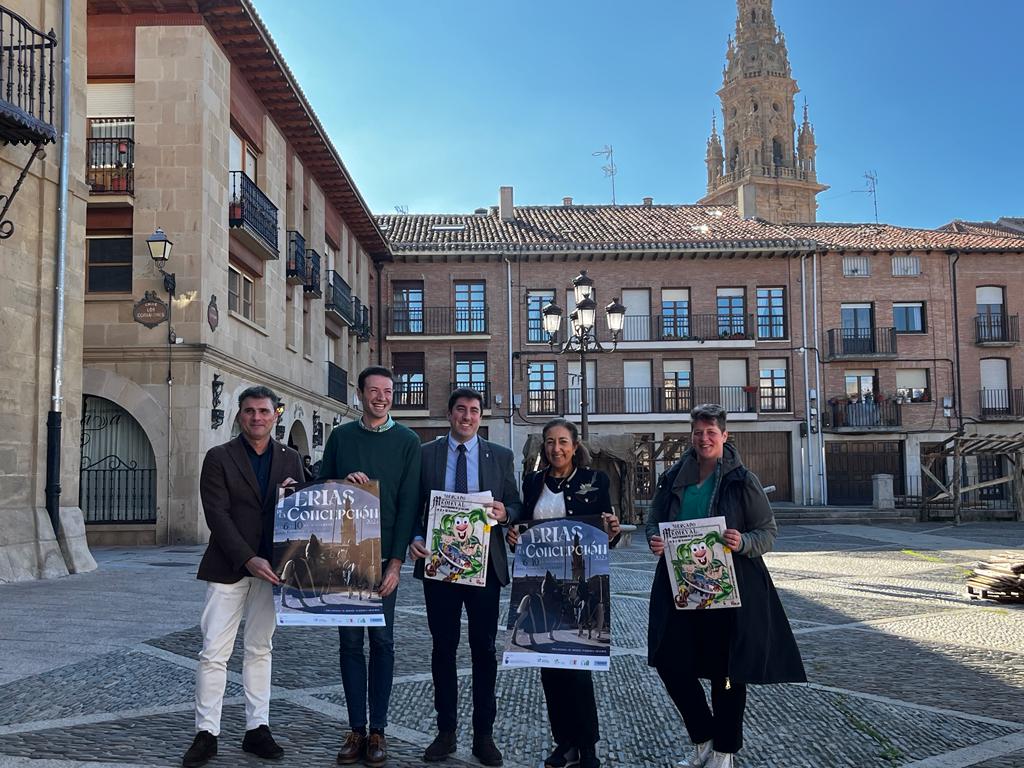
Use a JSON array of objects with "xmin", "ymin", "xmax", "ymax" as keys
[
  {"xmin": 895, "ymin": 369, "xmax": 930, "ymax": 402},
  {"xmin": 228, "ymin": 264, "xmax": 255, "ymax": 321},
  {"xmin": 842, "ymin": 255, "xmax": 870, "ymax": 277},
  {"xmin": 892, "ymin": 254, "xmax": 921, "ymax": 277}
]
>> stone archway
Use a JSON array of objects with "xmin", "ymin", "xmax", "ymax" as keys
[{"xmin": 288, "ymin": 420, "xmax": 310, "ymax": 458}]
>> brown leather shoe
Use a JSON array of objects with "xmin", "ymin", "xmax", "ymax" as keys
[
  {"xmin": 336, "ymin": 731, "xmax": 365, "ymax": 765},
  {"xmin": 364, "ymin": 733, "xmax": 387, "ymax": 767}
]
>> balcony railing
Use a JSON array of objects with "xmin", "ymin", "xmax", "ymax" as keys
[
  {"xmin": 304, "ymin": 248, "xmax": 321, "ymax": 297},
  {"xmin": 393, "ymin": 381, "xmax": 427, "ymax": 409},
  {"xmin": 286, "ymin": 231, "xmax": 306, "ymax": 285},
  {"xmin": 325, "ymin": 271, "xmax": 354, "ymax": 324},
  {"xmin": 86, "ymin": 137, "xmax": 134, "ymax": 195},
  {"xmin": 528, "ymin": 385, "xmax": 756, "ymax": 416},
  {"xmin": 823, "ymin": 398, "xmax": 902, "ymax": 430},
  {"xmin": 975, "ymin": 315, "xmax": 1019, "ymax": 345},
  {"xmin": 387, "ymin": 305, "xmax": 488, "ymax": 336},
  {"xmin": 608, "ymin": 313, "xmax": 755, "ymax": 341},
  {"xmin": 327, "ymin": 362, "xmax": 347, "ymax": 404},
  {"xmin": 449, "ymin": 381, "xmax": 492, "ymax": 408},
  {"xmin": 826, "ymin": 327, "xmax": 898, "ymax": 359},
  {"xmin": 229, "ymin": 171, "xmax": 279, "ymax": 257},
  {"xmin": 0, "ymin": 6, "xmax": 57, "ymax": 144},
  {"xmin": 353, "ymin": 298, "xmax": 372, "ymax": 341},
  {"xmin": 979, "ymin": 388, "xmax": 1024, "ymax": 419}
]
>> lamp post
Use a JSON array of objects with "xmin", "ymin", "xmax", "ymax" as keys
[
  {"xmin": 541, "ymin": 269, "xmax": 626, "ymax": 441},
  {"xmin": 147, "ymin": 227, "xmax": 174, "ymax": 542}
]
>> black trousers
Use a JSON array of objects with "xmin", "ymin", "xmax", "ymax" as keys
[
  {"xmin": 654, "ymin": 609, "xmax": 746, "ymax": 754},
  {"xmin": 423, "ymin": 567, "xmax": 501, "ymax": 735},
  {"xmin": 540, "ymin": 668, "xmax": 599, "ymax": 748}
]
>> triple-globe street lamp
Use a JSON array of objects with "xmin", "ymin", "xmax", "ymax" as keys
[{"xmin": 540, "ymin": 270, "xmax": 626, "ymax": 441}]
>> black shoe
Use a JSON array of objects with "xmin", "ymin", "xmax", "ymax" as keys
[
  {"xmin": 242, "ymin": 725, "xmax": 284, "ymax": 760},
  {"xmin": 183, "ymin": 731, "xmax": 217, "ymax": 768},
  {"xmin": 545, "ymin": 744, "xmax": 574, "ymax": 768},
  {"xmin": 578, "ymin": 743, "xmax": 599, "ymax": 768},
  {"xmin": 472, "ymin": 735, "xmax": 503, "ymax": 766},
  {"xmin": 424, "ymin": 730, "xmax": 457, "ymax": 761}
]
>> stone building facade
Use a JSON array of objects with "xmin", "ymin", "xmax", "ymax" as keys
[
  {"xmin": 80, "ymin": 0, "xmax": 386, "ymax": 545},
  {"xmin": 0, "ymin": 0, "xmax": 95, "ymax": 580}
]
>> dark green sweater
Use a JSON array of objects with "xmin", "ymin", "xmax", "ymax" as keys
[{"xmin": 318, "ymin": 420, "xmax": 422, "ymax": 563}]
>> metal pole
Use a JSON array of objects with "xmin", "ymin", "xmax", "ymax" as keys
[
  {"xmin": 579, "ymin": 342, "xmax": 589, "ymax": 442},
  {"xmin": 505, "ymin": 256, "xmax": 515, "ymax": 451},
  {"xmin": 45, "ymin": 0, "xmax": 73, "ymax": 537}
]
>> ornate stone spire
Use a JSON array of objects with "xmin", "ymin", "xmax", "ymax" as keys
[
  {"xmin": 798, "ymin": 100, "xmax": 817, "ymax": 175},
  {"xmin": 699, "ymin": 0, "xmax": 828, "ymax": 223},
  {"xmin": 706, "ymin": 112, "xmax": 724, "ymax": 187}
]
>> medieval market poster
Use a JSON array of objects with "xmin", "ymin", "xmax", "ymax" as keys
[
  {"xmin": 660, "ymin": 516, "xmax": 742, "ymax": 610},
  {"xmin": 502, "ymin": 516, "xmax": 611, "ymax": 671},
  {"xmin": 272, "ymin": 480, "xmax": 384, "ymax": 626},
  {"xmin": 423, "ymin": 489, "xmax": 494, "ymax": 587}
]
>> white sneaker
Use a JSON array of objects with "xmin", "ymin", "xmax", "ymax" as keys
[
  {"xmin": 676, "ymin": 741, "xmax": 713, "ymax": 767},
  {"xmin": 705, "ymin": 751, "xmax": 735, "ymax": 768}
]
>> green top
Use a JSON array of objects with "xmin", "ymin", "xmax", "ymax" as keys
[
  {"xmin": 677, "ymin": 475, "xmax": 715, "ymax": 521},
  {"xmin": 318, "ymin": 419, "xmax": 422, "ymax": 562}
]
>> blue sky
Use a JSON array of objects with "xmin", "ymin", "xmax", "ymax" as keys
[{"xmin": 250, "ymin": 1, "xmax": 1023, "ymax": 229}]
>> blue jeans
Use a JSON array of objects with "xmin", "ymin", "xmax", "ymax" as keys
[{"xmin": 337, "ymin": 581, "xmax": 398, "ymax": 730}]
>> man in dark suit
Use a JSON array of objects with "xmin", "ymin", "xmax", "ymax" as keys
[
  {"xmin": 182, "ymin": 385, "xmax": 303, "ymax": 768},
  {"xmin": 410, "ymin": 388, "xmax": 523, "ymax": 766}
]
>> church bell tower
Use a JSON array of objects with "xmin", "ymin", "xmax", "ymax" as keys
[{"xmin": 699, "ymin": 0, "xmax": 828, "ymax": 223}]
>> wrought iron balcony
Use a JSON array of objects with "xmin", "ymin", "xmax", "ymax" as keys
[
  {"xmin": 285, "ymin": 231, "xmax": 306, "ymax": 285},
  {"xmin": 606, "ymin": 313, "xmax": 755, "ymax": 342},
  {"xmin": 228, "ymin": 171, "xmax": 279, "ymax": 258},
  {"xmin": 393, "ymin": 381, "xmax": 427, "ymax": 410},
  {"xmin": 86, "ymin": 137, "xmax": 134, "ymax": 195},
  {"xmin": 449, "ymin": 381, "xmax": 492, "ymax": 408},
  {"xmin": 0, "ymin": 7, "xmax": 57, "ymax": 145},
  {"xmin": 304, "ymin": 248, "xmax": 321, "ymax": 297},
  {"xmin": 527, "ymin": 384, "xmax": 757, "ymax": 416},
  {"xmin": 387, "ymin": 305, "xmax": 488, "ymax": 336},
  {"xmin": 325, "ymin": 270, "xmax": 354, "ymax": 324},
  {"xmin": 823, "ymin": 397, "xmax": 902, "ymax": 431},
  {"xmin": 975, "ymin": 314, "xmax": 1019, "ymax": 345},
  {"xmin": 353, "ymin": 297, "xmax": 372, "ymax": 342},
  {"xmin": 327, "ymin": 361, "xmax": 347, "ymax": 404},
  {"xmin": 979, "ymin": 388, "xmax": 1024, "ymax": 419},
  {"xmin": 826, "ymin": 327, "xmax": 898, "ymax": 359}
]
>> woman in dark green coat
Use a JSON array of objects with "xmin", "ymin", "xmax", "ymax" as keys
[{"xmin": 646, "ymin": 404, "xmax": 805, "ymax": 768}]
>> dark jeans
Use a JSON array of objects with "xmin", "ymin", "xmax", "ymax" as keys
[
  {"xmin": 540, "ymin": 668, "xmax": 599, "ymax": 748},
  {"xmin": 654, "ymin": 609, "xmax": 746, "ymax": 754},
  {"xmin": 423, "ymin": 567, "xmax": 502, "ymax": 735},
  {"xmin": 337, "ymin": 575, "xmax": 398, "ymax": 731}
]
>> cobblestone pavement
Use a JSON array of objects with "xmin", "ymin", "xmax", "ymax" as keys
[{"xmin": 1, "ymin": 522, "xmax": 1022, "ymax": 767}]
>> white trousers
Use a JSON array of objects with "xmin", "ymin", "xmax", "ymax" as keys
[{"xmin": 194, "ymin": 578, "xmax": 276, "ymax": 735}]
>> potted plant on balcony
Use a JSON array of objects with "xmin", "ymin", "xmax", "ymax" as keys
[
  {"xmin": 742, "ymin": 385, "xmax": 757, "ymax": 394},
  {"xmin": 730, "ymin": 331, "xmax": 747, "ymax": 340}
]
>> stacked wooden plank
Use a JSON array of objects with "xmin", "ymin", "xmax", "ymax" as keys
[{"xmin": 967, "ymin": 555, "xmax": 1024, "ymax": 603}]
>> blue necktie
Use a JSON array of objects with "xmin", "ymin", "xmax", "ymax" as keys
[{"xmin": 455, "ymin": 444, "xmax": 468, "ymax": 493}]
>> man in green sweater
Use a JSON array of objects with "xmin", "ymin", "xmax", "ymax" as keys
[{"xmin": 318, "ymin": 366, "xmax": 421, "ymax": 767}]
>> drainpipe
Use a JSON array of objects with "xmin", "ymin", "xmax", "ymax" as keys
[
  {"xmin": 374, "ymin": 260, "xmax": 383, "ymax": 365},
  {"xmin": 45, "ymin": 0, "xmax": 73, "ymax": 537},
  {"xmin": 813, "ymin": 250, "xmax": 827, "ymax": 505},
  {"xmin": 505, "ymin": 255, "xmax": 515, "ymax": 451},
  {"xmin": 948, "ymin": 250, "xmax": 964, "ymax": 432},
  {"xmin": 800, "ymin": 253, "xmax": 812, "ymax": 505}
]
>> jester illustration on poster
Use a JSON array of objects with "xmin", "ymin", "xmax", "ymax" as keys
[
  {"xmin": 660, "ymin": 516, "xmax": 742, "ymax": 610},
  {"xmin": 423, "ymin": 489, "xmax": 494, "ymax": 587},
  {"xmin": 271, "ymin": 479, "xmax": 384, "ymax": 626}
]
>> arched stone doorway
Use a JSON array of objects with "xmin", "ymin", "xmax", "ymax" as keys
[
  {"xmin": 79, "ymin": 395, "xmax": 157, "ymax": 523},
  {"xmin": 288, "ymin": 420, "xmax": 310, "ymax": 458}
]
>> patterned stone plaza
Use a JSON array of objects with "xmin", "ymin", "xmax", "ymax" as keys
[{"xmin": 0, "ymin": 523, "xmax": 1022, "ymax": 768}]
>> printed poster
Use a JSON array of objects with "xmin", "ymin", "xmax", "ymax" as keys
[
  {"xmin": 424, "ymin": 490, "xmax": 494, "ymax": 587},
  {"xmin": 660, "ymin": 516, "xmax": 742, "ymax": 610},
  {"xmin": 502, "ymin": 516, "xmax": 611, "ymax": 671},
  {"xmin": 271, "ymin": 479, "xmax": 384, "ymax": 626}
]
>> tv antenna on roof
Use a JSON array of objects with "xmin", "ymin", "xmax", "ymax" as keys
[
  {"xmin": 394, "ymin": 205, "xmax": 409, "ymax": 214},
  {"xmin": 863, "ymin": 171, "xmax": 878, "ymax": 223},
  {"xmin": 592, "ymin": 145, "xmax": 617, "ymax": 205}
]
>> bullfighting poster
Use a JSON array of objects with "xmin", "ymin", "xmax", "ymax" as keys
[
  {"xmin": 660, "ymin": 516, "xmax": 742, "ymax": 610},
  {"xmin": 502, "ymin": 516, "xmax": 611, "ymax": 671},
  {"xmin": 271, "ymin": 479, "xmax": 384, "ymax": 626},
  {"xmin": 423, "ymin": 489, "xmax": 494, "ymax": 587}
]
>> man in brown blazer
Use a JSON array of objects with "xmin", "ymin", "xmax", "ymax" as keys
[{"xmin": 183, "ymin": 385, "xmax": 303, "ymax": 768}]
